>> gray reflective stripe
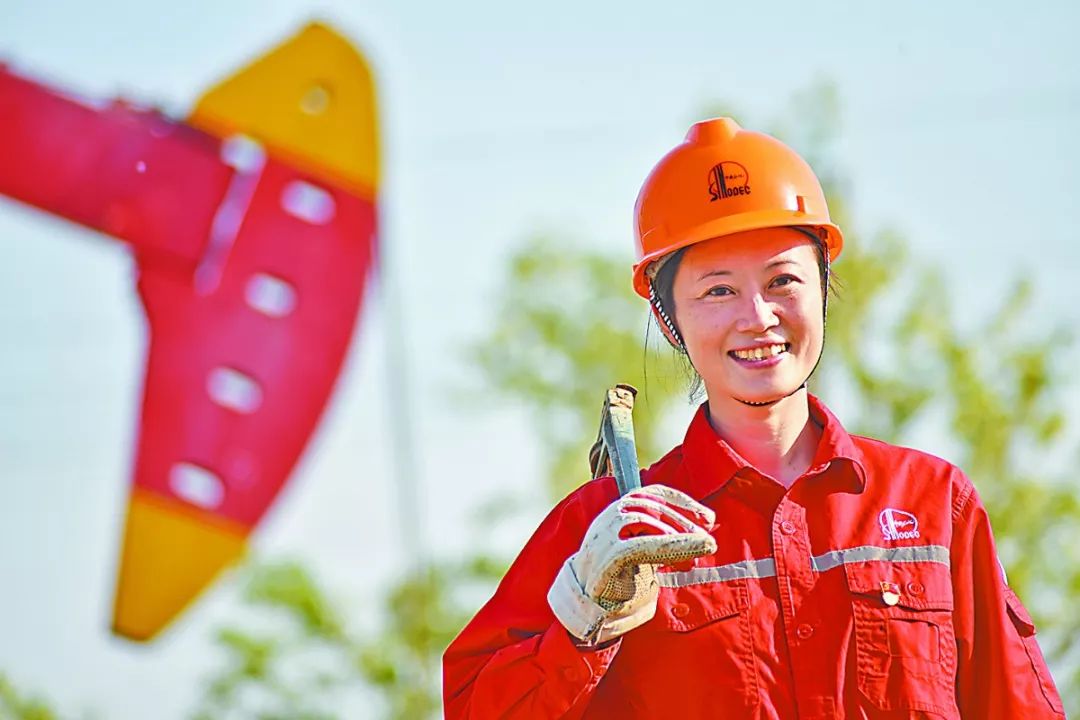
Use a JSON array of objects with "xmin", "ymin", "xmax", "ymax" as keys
[
  {"xmin": 656, "ymin": 544, "xmax": 949, "ymax": 589},
  {"xmin": 657, "ymin": 558, "xmax": 776, "ymax": 587},
  {"xmin": 811, "ymin": 544, "xmax": 950, "ymax": 573}
]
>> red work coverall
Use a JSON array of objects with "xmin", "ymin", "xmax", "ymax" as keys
[{"xmin": 443, "ymin": 396, "xmax": 1066, "ymax": 719}]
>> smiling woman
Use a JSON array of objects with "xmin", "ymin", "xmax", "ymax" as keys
[
  {"xmin": 652, "ymin": 227, "xmax": 830, "ymax": 411},
  {"xmin": 675, "ymin": 231, "xmax": 823, "ymax": 408},
  {"xmin": 443, "ymin": 118, "xmax": 1066, "ymax": 719}
]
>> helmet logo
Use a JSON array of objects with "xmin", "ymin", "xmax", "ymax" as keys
[{"xmin": 708, "ymin": 161, "xmax": 751, "ymax": 202}]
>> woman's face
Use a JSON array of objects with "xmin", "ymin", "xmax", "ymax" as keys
[{"xmin": 671, "ymin": 227, "xmax": 825, "ymax": 406}]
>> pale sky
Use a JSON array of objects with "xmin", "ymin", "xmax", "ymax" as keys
[{"xmin": 1, "ymin": 0, "xmax": 1078, "ymax": 717}]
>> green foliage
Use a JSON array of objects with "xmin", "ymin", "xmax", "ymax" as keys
[
  {"xmin": 0, "ymin": 675, "xmax": 59, "ymax": 720},
  {"xmin": 468, "ymin": 238, "xmax": 687, "ymax": 500},
  {"xmin": 192, "ymin": 554, "xmax": 507, "ymax": 720},
  {"xmin": 190, "ymin": 561, "xmax": 350, "ymax": 720}
]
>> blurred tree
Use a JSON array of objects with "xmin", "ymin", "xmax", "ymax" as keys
[
  {"xmin": 190, "ymin": 548, "xmax": 507, "ymax": 719},
  {"xmin": 0, "ymin": 674, "xmax": 59, "ymax": 720},
  {"xmin": 198, "ymin": 80, "xmax": 1079, "ymax": 717},
  {"xmin": 467, "ymin": 239, "xmax": 688, "ymax": 500}
]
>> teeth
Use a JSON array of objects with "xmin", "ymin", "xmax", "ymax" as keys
[{"xmin": 733, "ymin": 344, "xmax": 787, "ymax": 361}]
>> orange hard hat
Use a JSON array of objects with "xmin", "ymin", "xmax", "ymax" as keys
[{"xmin": 632, "ymin": 117, "xmax": 843, "ymax": 299}]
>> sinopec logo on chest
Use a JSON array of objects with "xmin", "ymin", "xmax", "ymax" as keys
[
  {"xmin": 879, "ymin": 508, "xmax": 921, "ymax": 541},
  {"xmin": 708, "ymin": 161, "xmax": 751, "ymax": 201}
]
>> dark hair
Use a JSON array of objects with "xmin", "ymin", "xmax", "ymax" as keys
[{"xmin": 648, "ymin": 234, "xmax": 835, "ymax": 400}]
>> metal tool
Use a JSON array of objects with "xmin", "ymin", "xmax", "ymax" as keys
[{"xmin": 588, "ymin": 383, "xmax": 642, "ymax": 495}]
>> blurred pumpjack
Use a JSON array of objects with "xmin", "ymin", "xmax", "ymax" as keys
[{"xmin": 0, "ymin": 22, "xmax": 380, "ymax": 641}]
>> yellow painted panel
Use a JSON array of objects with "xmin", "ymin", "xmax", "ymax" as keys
[
  {"xmin": 112, "ymin": 489, "xmax": 247, "ymax": 641},
  {"xmin": 190, "ymin": 22, "xmax": 379, "ymax": 198}
]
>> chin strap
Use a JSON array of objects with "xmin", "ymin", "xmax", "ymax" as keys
[
  {"xmin": 648, "ymin": 282, "xmax": 685, "ymax": 350},
  {"xmin": 736, "ymin": 395, "xmax": 788, "ymax": 407},
  {"xmin": 734, "ymin": 378, "xmax": 808, "ymax": 407}
]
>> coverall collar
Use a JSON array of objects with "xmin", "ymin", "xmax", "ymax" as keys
[{"xmin": 680, "ymin": 393, "xmax": 867, "ymax": 500}]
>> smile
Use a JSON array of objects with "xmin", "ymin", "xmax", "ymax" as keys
[{"xmin": 729, "ymin": 343, "xmax": 789, "ymax": 362}]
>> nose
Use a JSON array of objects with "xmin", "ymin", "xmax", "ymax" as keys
[{"xmin": 734, "ymin": 293, "xmax": 779, "ymax": 334}]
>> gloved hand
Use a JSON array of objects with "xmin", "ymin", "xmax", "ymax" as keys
[{"xmin": 547, "ymin": 484, "xmax": 716, "ymax": 646}]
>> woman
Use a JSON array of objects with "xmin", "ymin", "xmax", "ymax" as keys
[{"xmin": 443, "ymin": 118, "xmax": 1065, "ymax": 718}]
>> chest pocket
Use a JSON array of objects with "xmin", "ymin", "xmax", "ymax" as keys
[
  {"xmin": 610, "ymin": 575, "xmax": 759, "ymax": 712},
  {"xmin": 845, "ymin": 560, "xmax": 960, "ymax": 717}
]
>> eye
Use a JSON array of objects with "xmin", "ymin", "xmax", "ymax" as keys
[
  {"xmin": 704, "ymin": 285, "xmax": 734, "ymax": 298},
  {"xmin": 770, "ymin": 274, "xmax": 800, "ymax": 289}
]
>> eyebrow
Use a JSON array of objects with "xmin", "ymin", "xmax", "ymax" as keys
[{"xmin": 696, "ymin": 259, "xmax": 799, "ymax": 281}]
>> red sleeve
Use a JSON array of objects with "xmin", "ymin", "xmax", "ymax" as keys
[
  {"xmin": 950, "ymin": 475, "xmax": 1065, "ymax": 718},
  {"xmin": 442, "ymin": 480, "xmax": 622, "ymax": 719}
]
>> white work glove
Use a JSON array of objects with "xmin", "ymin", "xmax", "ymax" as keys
[{"xmin": 547, "ymin": 484, "xmax": 716, "ymax": 646}]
